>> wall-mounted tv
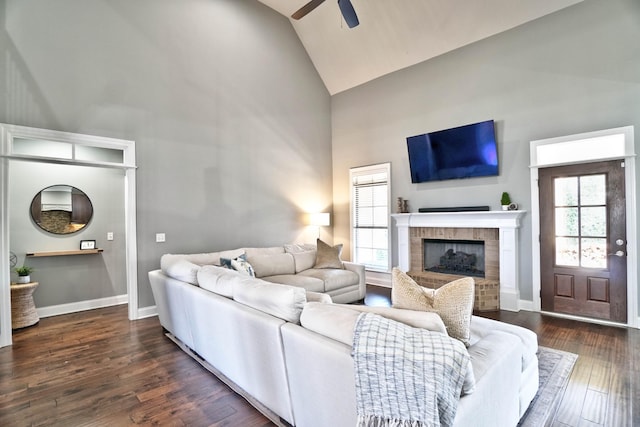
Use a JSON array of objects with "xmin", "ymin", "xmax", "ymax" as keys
[{"xmin": 406, "ymin": 120, "xmax": 498, "ymax": 183}]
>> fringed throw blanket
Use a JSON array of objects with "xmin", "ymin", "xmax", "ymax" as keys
[{"xmin": 352, "ymin": 312, "xmax": 470, "ymax": 427}]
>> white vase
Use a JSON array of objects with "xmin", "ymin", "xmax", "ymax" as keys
[
  {"xmin": 16, "ymin": 275, "xmax": 30, "ymax": 284},
  {"xmin": 501, "ymin": 205, "xmax": 509, "ymax": 211}
]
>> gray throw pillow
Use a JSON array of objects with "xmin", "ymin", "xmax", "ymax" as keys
[{"xmin": 314, "ymin": 238, "xmax": 344, "ymax": 269}]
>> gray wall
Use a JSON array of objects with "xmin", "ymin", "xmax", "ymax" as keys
[
  {"xmin": 331, "ymin": 0, "xmax": 640, "ymax": 302},
  {"xmin": 9, "ymin": 163, "xmax": 127, "ymax": 307},
  {"xmin": 1, "ymin": 0, "xmax": 332, "ymax": 309}
]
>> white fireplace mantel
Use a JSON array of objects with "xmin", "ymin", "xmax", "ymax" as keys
[{"xmin": 391, "ymin": 210, "xmax": 526, "ymax": 311}]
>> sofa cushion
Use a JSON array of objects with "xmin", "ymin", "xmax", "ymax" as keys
[
  {"xmin": 391, "ymin": 268, "xmax": 474, "ymax": 346},
  {"xmin": 246, "ymin": 253, "xmax": 295, "ymax": 278},
  {"xmin": 300, "ymin": 302, "xmax": 360, "ymax": 346},
  {"xmin": 262, "ymin": 274, "xmax": 325, "ymax": 293},
  {"xmin": 162, "ymin": 259, "xmax": 201, "ymax": 285},
  {"xmin": 233, "ymin": 279, "xmax": 306, "ymax": 323},
  {"xmin": 297, "ymin": 268, "xmax": 359, "ymax": 292},
  {"xmin": 338, "ymin": 304, "xmax": 448, "ymax": 334},
  {"xmin": 284, "ymin": 244, "xmax": 318, "ymax": 272},
  {"xmin": 470, "ymin": 315, "xmax": 539, "ymax": 369},
  {"xmin": 197, "ymin": 265, "xmax": 242, "ymax": 298},
  {"xmin": 161, "ymin": 249, "xmax": 247, "ymax": 270},
  {"xmin": 314, "ymin": 239, "xmax": 344, "ymax": 269},
  {"xmin": 284, "ymin": 243, "xmax": 316, "ymax": 253},
  {"xmin": 305, "ymin": 291, "xmax": 333, "ymax": 304},
  {"xmin": 243, "ymin": 246, "xmax": 285, "ymax": 257},
  {"xmin": 292, "ymin": 251, "xmax": 317, "ymax": 273}
]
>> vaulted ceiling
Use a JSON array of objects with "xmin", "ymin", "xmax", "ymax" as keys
[{"xmin": 257, "ymin": 0, "xmax": 584, "ymax": 94}]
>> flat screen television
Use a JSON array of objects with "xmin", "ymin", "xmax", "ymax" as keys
[{"xmin": 406, "ymin": 120, "xmax": 498, "ymax": 183}]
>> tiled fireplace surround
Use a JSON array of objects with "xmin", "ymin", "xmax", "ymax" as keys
[{"xmin": 392, "ymin": 211, "xmax": 526, "ymax": 311}]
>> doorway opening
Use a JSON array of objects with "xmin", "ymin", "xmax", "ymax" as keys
[{"xmin": 0, "ymin": 124, "xmax": 138, "ymax": 348}]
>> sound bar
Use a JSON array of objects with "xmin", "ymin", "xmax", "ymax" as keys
[{"xmin": 418, "ymin": 206, "xmax": 490, "ymax": 213}]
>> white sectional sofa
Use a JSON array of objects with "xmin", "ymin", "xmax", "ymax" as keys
[
  {"xmin": 149, "ymin": 259, "xmax": 539, "ymax": 427},
  {"xmin": 159, "ymin": 243, "xmax": 366, "ymax": 303}
]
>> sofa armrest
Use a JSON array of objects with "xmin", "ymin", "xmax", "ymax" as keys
[{"xmin": 342, "ymin": 261, "xmax": 366, "ymax": 300}]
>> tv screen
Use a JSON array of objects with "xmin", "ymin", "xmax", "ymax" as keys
[{"xmin": 406, "ymin": 120, "xmax": 498, "ymax": 183}]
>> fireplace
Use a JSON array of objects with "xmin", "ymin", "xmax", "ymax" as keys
[
  {"xmin": 392, "ymin": 211, "xmax": 526, "ymax": 312},
  {"xmin": 424, "ymin": 239, "xmax": 485, "ymax": 278}
]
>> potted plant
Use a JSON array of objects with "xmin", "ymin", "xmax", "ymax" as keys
[
  {"xmin": 500, "ymin": 192, "xmax": 511, "ymax": 210},
  {"xmin": 15, "ymin": 265, "xmax": 34, "ymax": 284}
]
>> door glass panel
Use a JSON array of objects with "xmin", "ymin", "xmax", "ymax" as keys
[
  {"xmin": 581, "ymin": 206, "xmax": 606, "ymax": 237},
  {"xmin": 555, "ymin": 207, "xmax": 579, "ymax": 236},
  {"xmin": 580, "ymin": 174, "xmax": 606, "ymax": 205},
  {"xmin": 556, "ymin": 237, "xmax": 579, "ymax": 266},
  {"xmin": 554, "ymin": 177, "xmax": 578, "ymax": 205},
  {"xmin": 554, "ymin": 173, "xmax": 609, "ymax": 269},
  {"xmin": 581, "ymin": 238, "xmax": 607, "ymax": 268}
]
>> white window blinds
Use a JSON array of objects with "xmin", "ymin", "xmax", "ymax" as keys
[{"xmin": 350, "ymin": 163, "xmax": 391, "ymax": 272}]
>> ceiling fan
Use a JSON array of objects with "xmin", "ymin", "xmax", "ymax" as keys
[{"xmin": 291, "ymin": 0, "xmax": 359, "ymax": 28}]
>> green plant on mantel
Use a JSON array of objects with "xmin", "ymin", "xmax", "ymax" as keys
[
  {"xmin": 500, "ymin": 192, "xmax": 511, "ymax": 206},
  {"xmin": 15, "ymin": 265, "xmax": 34, "ymax": 276}
]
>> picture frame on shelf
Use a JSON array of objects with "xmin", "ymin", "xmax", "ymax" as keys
[{"xmin": 80, "ymin": 240, "xmax": 96, "ymax": 250}]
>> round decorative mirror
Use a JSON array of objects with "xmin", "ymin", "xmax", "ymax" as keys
[{"xmin": 30, "ymin": 185, "xmax": 93, "ymax": 235}]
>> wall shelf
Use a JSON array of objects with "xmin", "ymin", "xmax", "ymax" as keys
[{"xmin": 26, "ymin": 249, "xmax": 104, "ymax": 257}]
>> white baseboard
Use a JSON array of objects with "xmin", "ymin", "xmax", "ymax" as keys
[
  {"xmin": 137, "ymin": 305, "xmax": 158, "ymax": 319},
  {"xmin": 500, "ymin": 290, "xmax": 520, "ymax": 312},
  {"xmin": 37, "ymin": 294, "xmax": 128, "ymax": 318},
  {"xmin": 518, "ymin": 299, "xmax": 535, "ymax": 312}
]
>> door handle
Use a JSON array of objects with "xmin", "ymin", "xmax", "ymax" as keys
[{"xmin": 607, "ymin": 250, "xmax": 625, "ymax": 257}]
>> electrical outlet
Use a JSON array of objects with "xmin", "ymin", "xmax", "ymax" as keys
[
  {"xmin": 156, "ymin": 233, "xmax": 166, "ymax": 243},
  {"xmin": 107, "ymin": 232, "xmax": 114, "ymax": 241}
]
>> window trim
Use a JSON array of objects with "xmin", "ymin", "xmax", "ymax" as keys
[{"xmin": 349, "ymin": 162, "xmax": 391, "ymax": 272}]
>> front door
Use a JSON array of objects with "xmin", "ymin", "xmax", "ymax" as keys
[{"xmin": 539, "ymin": 160, "xmax": 627, "ymax": 323}]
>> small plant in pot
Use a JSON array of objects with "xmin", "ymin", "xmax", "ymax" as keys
[
  {"xmin": 501, "ymin": 192, "xmax": 511, "ymax": 210},
  {"xmin": 15, "ymin": 266, "xmax": 34, "ymax": 284}
]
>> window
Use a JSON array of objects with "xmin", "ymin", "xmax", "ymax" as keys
[
  {"xmin": 554, "ymin": 174, "xmax": 607, "ymax": 268},
  {"xmin": 350, "ymin": 163, "xmax": 391, "ymax": 272}
]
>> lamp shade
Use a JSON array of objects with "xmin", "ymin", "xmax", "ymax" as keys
[{"xmin": 308, "ymin": 212, "xmax": 330, "ymax": 227}]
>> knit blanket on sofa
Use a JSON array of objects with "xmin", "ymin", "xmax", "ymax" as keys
[{"xmin": 352, "ymin": 312, "xmax": 470, "ymax": 427}]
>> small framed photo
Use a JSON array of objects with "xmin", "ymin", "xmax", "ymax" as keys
[{"xmin": 80, "ymin": 240, "xmax": 96, "ymax": 250}]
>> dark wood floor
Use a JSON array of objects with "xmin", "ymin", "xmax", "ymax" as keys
[{"xmin": 0, "ymin": 286, "xmax": 638, "ymax": 426}]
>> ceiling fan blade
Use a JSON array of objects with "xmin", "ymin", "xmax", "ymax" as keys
[
  {"xmin": 338, "ymin": 0, "xmax": 359, "ymax": 28},
  {"xmin": 291, "ymin": 0, "xmax": 326, "ymax": 20}
]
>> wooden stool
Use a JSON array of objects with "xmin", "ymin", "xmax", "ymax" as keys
[{"xmin": 10, "ymin": 282, "xmax": 40, "ymax": 329}]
